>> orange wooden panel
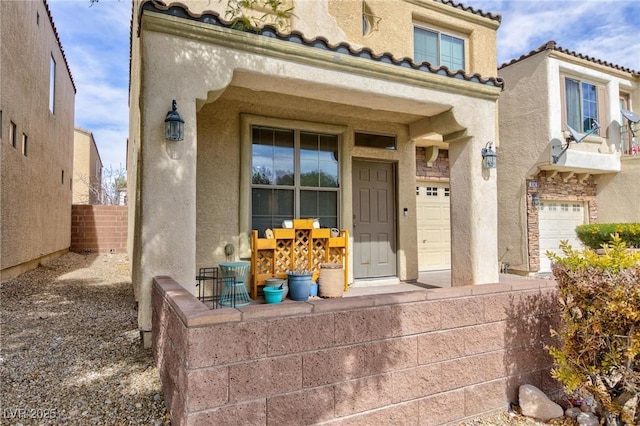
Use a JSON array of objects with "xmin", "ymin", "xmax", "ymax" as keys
[
  {"xmin": 255, "ymin": 239, "xmax": 277, "ymax": 249},
  {"xmin": 274, "ymin": 229, "xmax": 295, "ymax": 239},
  {"xmin": 311, "ymin": 228, "xmax": 330, "ymax": 238}
]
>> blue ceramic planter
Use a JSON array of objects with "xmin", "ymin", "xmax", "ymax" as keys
[
  {"xmin": 287, "ymin": 273, "xmax": 312, "ymax": 301},
  {"xmin": 263, "ymin": 286, "xmax": 284, "ymax": 304}
]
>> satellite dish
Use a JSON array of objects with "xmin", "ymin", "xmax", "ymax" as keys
[
  {"xmin": 567, "ymin": 121, "xmax": 600, "ymax": 143},
  {"xmin": 621, "ymin": 109, "xmax": 639, "ymax": 124},
  {"xmin": 567, "ymin": 125, "xmax": 584, "ymax": 143}
]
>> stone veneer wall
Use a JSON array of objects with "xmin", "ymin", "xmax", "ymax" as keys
[
  {"xmin": 152, "ymin": 276, "xmax": 562, "ymax": 425},
  {"xmin": 416, "ymin": 147, "xmax": 450, "ymax": 181},
  {"xmin": 526, "ymin": 173, "xmax": 597, "ymax": 271},
  {"xmin": 70, "ymin": 205, "xmax": 128, "ymax": 254}
]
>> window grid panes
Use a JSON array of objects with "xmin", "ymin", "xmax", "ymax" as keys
[
  {"xmin": 425, "ymin": 187, "xmax": 438, "ymax": 196},
  {"xmin": 251, "ymin": 126, "xmax": 339, "ymax": 235},
  {"xmin": 414, "ymin": 27, "xmax": 465, "ymax": 71},
  {"xmin": 566, "ymin": 78, "xmax": 598, "ymax": 133}
]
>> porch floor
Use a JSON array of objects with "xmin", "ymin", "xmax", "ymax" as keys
[{"xmin": 344, "ymin": 270, "xmax": 540, "ymax": 298}]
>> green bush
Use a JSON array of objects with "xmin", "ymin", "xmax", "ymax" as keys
[
  {"xmin": 576, "ymin": 223, "xmax": 640, "ymax": 250},
  {"xmin": 548, "ymin": 236, "xmax": 640, "ymax": 425}
]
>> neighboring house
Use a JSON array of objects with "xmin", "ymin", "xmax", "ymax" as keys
[
  {"xmin": 73, "ymin": 127, "xmax": 103, "ymax": 204},
  {"xmin": 129, "ymin": 0, "xmax": 504, "ymax": 338},
  {"xmin": 498, "ymin": 41, "xmax": 640, "ymax": 275},
  {"xmin": 0, "ymin": 0, "xmax": 75, "ymax": 281}
]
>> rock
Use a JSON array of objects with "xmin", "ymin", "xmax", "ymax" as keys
[
  {"xmin": 519, "ymin": 384, "xmax": 565, "ymax": 421},
  {"xmin": 577, "ymin": 412, "xmax": 599, "ymax": 426},
  {"xmin": 565, "ymin": 407, "xmax": 581, "ymax": 419}
]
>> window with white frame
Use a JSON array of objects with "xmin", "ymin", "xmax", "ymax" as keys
[
  {"xmin": 49, "ymin": 55, "xmax": 56, "ymax": 113},
  {"xmin": 251, "ymin": 126, "xmax": 340, "ymax": 235},
  {"xmin": 414, "ymin": 26, "xmax": 465, "ymax": 71},
  {"xmin": 565, "ymin": 78, "xmax": 598, "ymax": 134}
]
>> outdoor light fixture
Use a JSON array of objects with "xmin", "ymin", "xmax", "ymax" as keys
[
  {"xmin": 481, "ymin": 141, "xmax": 497, "ymax": 169},
  {"xmin": 531, "ymin": 193, "xmax": 541, "ymax": 208},
  {"xmin": 165, "ymin": 100, "xmax": 184, "ymax": 141}
]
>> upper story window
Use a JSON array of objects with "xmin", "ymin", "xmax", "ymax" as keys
[
  {"xmin": 49, "ymin": 55, "xmax": 56, "ymax": 113},
  {"xmin": 413, "ymin": 26, "xmax": 465, "ymax": 71},
  {"xmin": 565, "ymin": 78, "xmax": 598, "ymax": 134}
]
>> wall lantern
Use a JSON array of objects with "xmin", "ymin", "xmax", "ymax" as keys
[
  {"xmin": 481, "ymin": 141, "xmax": 497, "ymax": 169},
  {"xmin": 531, "ymin": 193, "xmax": 541, "ymax": 208},
  {"xmin": 165, "ymin": 100, "xmax": 184, "ymax": 141}
]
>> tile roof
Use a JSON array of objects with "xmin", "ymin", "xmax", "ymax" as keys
[
  {"xmin": 499, "ymin": 40, "xmax": 639, "ymax": 75},
  {"xmin": 433, "ymin": 0, "xmax": 501, "ymax": 23},
  {"xmin": 141, "ymin": 1, "xmax": 504, "ymax": 90},
  {"xmin": 43, "ymin": 0, "xmax": 76, "ymax": 92}
]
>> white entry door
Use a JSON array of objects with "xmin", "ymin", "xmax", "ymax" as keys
[
  {"xmin": 416, "ymin": 182, "xmax": 451, "ymax": 271},
  {"xmin": 538, "ymin": 201, "xmax": 585, "ymax": 273}
]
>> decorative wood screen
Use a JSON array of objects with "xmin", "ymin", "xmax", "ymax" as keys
[{"xmin": 250, "ymin": 219, "xmax": 348, "ymax": 299}]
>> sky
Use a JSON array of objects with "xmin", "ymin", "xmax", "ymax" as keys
[{"xmin": 46, "ymin": 0, "xmax": 640, "ymax": 172}]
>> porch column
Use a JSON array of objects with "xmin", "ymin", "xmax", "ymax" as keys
[
  {"xmin": 410, "ymin": 106, "xmax": 500, "ymax": 285},
  {"xmin": 448, "ymin": 136, "xmax": 499, "ymax": 285},
  {"xmin": 135, "ymin": 27, "xmax": 234, "ymax": 339},
  {"xmin": 137, "ymin": 95, "xmax": 197, "ymax": 337}
]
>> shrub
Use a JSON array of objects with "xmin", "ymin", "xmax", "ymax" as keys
[
  {"xmin": 576, "ymin": 223, "xmax": 640, "ymax": 250},
  {"xmin": 548, "ymin": 236, "xmax": 640, "ymax": 425}
]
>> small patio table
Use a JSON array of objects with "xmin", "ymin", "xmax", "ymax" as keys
[{"xmin": 218, "ymin": 261, "xmax": 252, "ymax": 307}]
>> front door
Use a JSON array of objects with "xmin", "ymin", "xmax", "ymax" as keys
[{"xmin": 352, "ymin": 160, "xmax": 396, "ymax": 278}]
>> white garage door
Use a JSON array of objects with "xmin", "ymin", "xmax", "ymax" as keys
[
  {"xmin": 416, "ymin": 182, "xmax": 450, "ymax": 271},
  {"xmin": 539, "ymin": 201, "xmax": 585, "ymax": 273}
]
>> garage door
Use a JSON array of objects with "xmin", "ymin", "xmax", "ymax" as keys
[
  {"xmin": 416, "ymin": 182, "xmax": 450, "ymax": 271},
  {"xmin": 538, "ymin": 201, "xmax": 585, "ymax": 273}
]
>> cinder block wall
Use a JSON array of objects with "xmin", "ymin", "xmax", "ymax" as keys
[
  {"xmin": 152, "ymin": 277, "xmax": 562, "ymax": 426},
  {"xmin": 70, "ymin": 205, "xmax": 128, "ymax": 254}
]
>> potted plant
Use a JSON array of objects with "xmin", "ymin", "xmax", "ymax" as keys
[
  {"xmin": 286, "ymin": 269, "xmax": 313, "ymax": 301},
  {"xmin": 263, "ymin": 285, "xmax": 284, "ymax": 304}
]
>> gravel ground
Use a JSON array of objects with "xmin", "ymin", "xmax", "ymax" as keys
[
  {"xmin": 0, "ymin": 252, "xmax": 578, "ymax": 426},
  {"xmin": 1, "ymin": 252, "xmax": 168, "ymax": 425}
]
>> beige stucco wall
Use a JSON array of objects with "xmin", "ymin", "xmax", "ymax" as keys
[
  {"xmin": 597, "ymin": 157, "xmax": 640, "ymax": 222},
  {"xmin": 327, "ymin": 0, "xmax": 498, "ymax": 76},
  {"xmin": 497, "ymin": 54, "xmax": 551, "ymax": 273},
  {"xmin": 1, "ymin": 0, "xmax": 75, "ymax": 280},
  {"xmin": 129, "ymin": 1, "xmax": 501, "ymax": 335},
  {"xmin": 73, "ymin": 128, "xmax": 103, "ymax": 204}
]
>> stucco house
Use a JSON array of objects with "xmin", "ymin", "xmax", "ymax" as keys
[
  {"xmin": 497, "ymin": 41, "xmax": 640, "ymax": 275},
  {"xmin": 73, "ymin": 127, "xmax": 104, "ymax": 205},
  {"xmin": 1, "ymin": 0, "xmax": 75, "ymax": 280},
  {"xmin": 129, "ymin": 0, "xmax": 505, "ymax": 340}
]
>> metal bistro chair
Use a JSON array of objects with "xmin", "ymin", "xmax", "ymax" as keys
[{"xmin": 195, "ymin": 267, "xmax": 225, "ymax": 309}]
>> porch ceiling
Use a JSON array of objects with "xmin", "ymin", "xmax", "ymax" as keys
[
  {"xmin": 227, "ymin": 71, "xmax": 452, "ymax": 120},
  {"xmin": 211, "ymin": 84, "xmax": 426, "ymax": 125}
]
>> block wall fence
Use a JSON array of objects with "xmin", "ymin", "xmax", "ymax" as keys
[
  {"xmin": 70, "ymin": 205, "xmax": 128, "ymax": 254},
  {"xmin": 153, "ymin": 277, "xmax": 563, "ymax": 425}
]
